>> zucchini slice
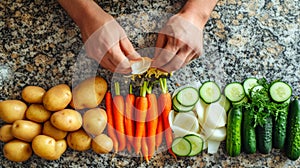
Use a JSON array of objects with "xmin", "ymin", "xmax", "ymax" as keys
[
  {"xmin": 184, "ymin": 134, "xmax": 204, "ymax": 156},
  {"xmin": 269, "ymin": 81, "xmax": 292, "ymax": 103},
  {"xmin": 176, "ymin": 87, "xmax": 199, "ymax": 106},
  {"xmin": 243, "ymin": 78, "xmax": 258, "ymax": 96},
  {"xmin": 224, "ymin": 82, "xmax": 245, "ymax": 102},
  {"xmin": 172, "ymin": 97, "xmax": 194, "ymax": 112},
  {"xmin": 171, "ymin": 137, "xmax": 192, "ymax": 156},
  {"xmin": 199, "ymin": 81, "xmax": 221, "ymax": 104}
]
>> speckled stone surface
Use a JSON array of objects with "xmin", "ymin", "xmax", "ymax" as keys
[{"xmin": 1, "ymin": 0, "xmax": 300, "ymax": 167}]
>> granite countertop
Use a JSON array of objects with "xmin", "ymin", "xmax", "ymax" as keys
[{"xmin": 1, "ymin": 0, "xmax": 300, "ymax": 167}]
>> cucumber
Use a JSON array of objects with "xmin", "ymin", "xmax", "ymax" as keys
[
  {"xmin": 199, "ymin": 81, "xmax": 221, "ymax": 104},
  {"xmin": 269, "ymin": 81, "xmax": 292, "ymax": 103},
  {"xmin": 256, "ymin": 116, "xmax": 273, "ymax": 154},
  {"xmin": 273, "ymin": 102, "xmax": 289, "ymax": 149},
  {"xmin": 226, "ymin": 106, "xmax": 243, "ymax": 157},
  {"xmin": 243, "ymin": 77, "xmax": 258, "ymax": 97},
  {"xmin": 172, "ymin": 97, "xmax": 194, "ymax": 112},
  {"xmin": 183, "ymin": 134, "xmax": 204, "ymax": 156},
  {"xmin": 224, "ymin": 82, "xmax": 245, "ymax": 102},
  {"xmin": 285, "ymin": 99, "xmax": 300, "ymax": 160},
  {"xmin": 176, "ymin": 87, "xmax": 199, "ymax": 106},
  {"xmin": 242, "ymin": 107, "xmax": 256, "ymax": 154},
  {"xmin": 171, "ymin": 137, "xmax": 191, "ymax": 156}
]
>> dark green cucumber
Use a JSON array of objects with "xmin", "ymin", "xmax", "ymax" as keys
[
  {"xmin": 285, "ymin": 99, "xmax": 300, "ymax": 160},
  {"xmin": 226, "ymin": 106, "xmax": 243, "ymax": 157},
  {"xmin": 242, "ymin": 108, "xmax": 256, "ymax": 154},
  {"xmin": 256, "ymin": 116, "xmax": 273, "ymax": 154},
  {"xmin": 273, "ymin": 104, "xmax": 289, "ymax": 149}
]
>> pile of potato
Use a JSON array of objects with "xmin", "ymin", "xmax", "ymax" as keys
[{"xmin": 0, "ymin": 76, "xmax": 112, "ymax": 162}]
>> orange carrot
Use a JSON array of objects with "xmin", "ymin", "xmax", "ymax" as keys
[
  {"xmin": 105, "ymin": 91, "xmax": 119, "ymax": 153},
  {"xmin": 141, "ymin": 129, "xmax": 149, "ymax": 163},
  {"xmin": 155, "ymin": 115, "xmax": 164, "ymax": 150},
  {"xmin": 146, "ymin": 83, "xmax": 158, "ymax": 160},
  {"xmin": 124, "ymin": 84, "xmax": 135, "ymax": 152},
  {"xmin": 134, "ymin": 81, "xmax": 148, "ymax": 154},
  {"xmin": 113, "ymin": 82, "xmax": 126, "ymax": 151},
  {"xmin": 159, "ymin": 78, "xmax": 177, "ymax": 160}
]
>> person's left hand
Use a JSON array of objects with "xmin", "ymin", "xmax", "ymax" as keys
[{"xmin": 151, "ymin": 13, "xmax": 204, "ymax": 73}]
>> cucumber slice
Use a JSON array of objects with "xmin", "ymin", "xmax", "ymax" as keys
[
  {"xmin": 224, "ymin": 82, "xmax": 245, "ymax": 102},
  {"xmin": 243, "ymin": 78, "xmax": 258, "ymax": 96},
  {"xmin": 199, "ymin": 81, "xmax": 221, "ymax": 104},
  {"xmin": 217, "ymin": 95, "xmax": 231, "ymax": 112},
  {"xmin": 176, "ymin": 87, "xmax": 199, "ymax": 106},
  {"xmin": 232, "ymin": 96, "xmax": 248, "ymax": 105},
  {"xmin": 183, "ymin": 134, "xmax": 204, "ymax": 156},
  {"xmin": 171, "ymin": 137, "xmax": 192, "ymax": 156},
  {"xmin": 173, "ymin": 97, "xmax": 194, "ymax": 112},
  {"xmin": 269, "ymin": 81, "xmax": 292, "ymax": 103}
]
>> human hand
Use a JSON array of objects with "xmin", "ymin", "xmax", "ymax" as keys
[
  {"xmin": 151, "ymin": 14, "xmax": 204, "ymax": 73},
  {"xmin": 83, "ymin": 18, "xmax": 140, "ymax": 74}
]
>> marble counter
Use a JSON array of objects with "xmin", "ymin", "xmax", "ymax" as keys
[{"xmin": 0, "ymin": 0, "xmax": 299, "ymax": 167}]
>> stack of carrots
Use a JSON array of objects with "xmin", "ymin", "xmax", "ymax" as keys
[{"xmin": 105, "ymin": 78, "xmax": 176, "ymax": 162}]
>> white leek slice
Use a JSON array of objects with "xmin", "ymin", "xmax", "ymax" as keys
[
  {"xmin": 207, "ymin": 140, "xmax": 221, "ymax": 154},
  {"xmin": 173, "ymin": 112, "xmax": 199, "ymax": 133},
  {"xmin": 204, "ymin": 126, "xmax": 227, "ymax": 141},
  {"xmin": 131, "ymin": 57, "xmax": 152, "ymax": 75},
  {"xmin": 168, "ymin": 110, "xmax": 176, "ymax": 129},
  {"xmin": 194, "ymin": 99, "xmax": 208, "ymax": 125},
  {"xmin": 172, "ymin": 125, "xmax": 195, "ymax": 137},
  {"xmin": 204, "ymin": 103, "xmax": 227, "ymax": 128}
]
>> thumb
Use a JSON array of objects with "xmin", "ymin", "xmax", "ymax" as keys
[{"xmin": 120, "ymin": 37, "xmax": 141, "ymax": 60}]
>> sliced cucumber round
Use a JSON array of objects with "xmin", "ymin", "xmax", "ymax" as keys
[
  {"xmin": 199, "ymin": 81, "xmax": 221, "ymax": 104},
  {"xmin": 269, "ymin": 81, "xmax": 292, "ymax": 103},
  {"xmin": 171, "ymin": 137, "xmax": 192, "ymax": 156},
  {"xmin": 172, "ymin": 97, "xmax": 194, "ymax": 112},
  {"xmin": 250, "ymin": 85, "xmax": 264, "ymax": 98},
  {"xmin": 243, "ymin": 78, "xmax": 258, "ymax": 96},
  {"xmin": 224, "ymin": 82, "xmax": 245, "ymax": 102},
  {"xmin": 183, "ymin": 134, "xmax": 204, "ymax": 156},
  {"xmin": 176, "ymin": 87, "xmax": 199, "ymax": 106}
]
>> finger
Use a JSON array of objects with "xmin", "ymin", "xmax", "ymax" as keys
[
  {"xmin": 119, "ymin": 37, "xmax": 141, "ymax": 60},
  {"xmin": 152, "ymin": 36, "xmax": 181, "ymax": 68},
  {"xmin": 154, "ymin": 33, "xmax": 168, "ymax": 59},
  {"xmin": 107, "ymin": 45, "xmax": 132, "ymax": 74},
  {"xmin": 159, "ymin": 45, "xmax": 192, "ymax": 72},
  {"xmin": 99, "ymin": 55, "xmax": 116, "ymax": 72}
]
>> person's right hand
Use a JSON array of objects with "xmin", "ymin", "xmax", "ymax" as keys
[{"xmin": 58, "ymin": 0, "xmax": 140, "ymax": 74}]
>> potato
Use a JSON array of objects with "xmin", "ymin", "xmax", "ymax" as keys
[
  {"xmin": 43, "ymin": 84, "xmax": 72, "ymax": 111},
  {"xmin": 0, "ymin": 124, "xmax": 14, "ymax": 142},
  {"xmin": 67, "ymin": 129, "xmax": 91, "ymax": 151},
  {"xmin": 32, "ymin": 135, "xmax": 56, "ymax": 160},
  {"xmin": 50, "ymin": 109, "xmax": 82, "ymax": 132},
  {"xmin": 70, "ymin": 76, "xmax": 107, "ymax": 110},
  {"xmin": 48, "ymin": 139, "xmax": 67, "ymax": 160},
  {"xmin": 11, "ymin": 120, "xmax": 42, "ymax": 142},
  {"xmin": 3, "ymin": 139, "xmax": 32, "ymax": 162},
  {"xmin": 92, "ymin": 134, "xmax": 113, "ymax": 154},
  {"xmin": 42, "ymin": 121, "xmax": 67, "ymax": 140},
  {"xmin": 25, "ymin": 104, "xmax": 51, "ymax": 123},
  {"xmin": 0, "ymin": 100, "xmax": 27, "ymax": 123},
  {"xmin": 83, "ymin": 108, "xmax": 107, "ymax": 136},
  {"xmin": 21, "ymin": 86, "xmax": 46, "ymax": 104}
]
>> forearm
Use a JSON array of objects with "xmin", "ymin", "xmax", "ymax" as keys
[
  {"xmin": 58, "ymin": 0, "xmax": 113, "ymax": 40},
  {"xmin": 179, "ymin": 0, "xmax": 218, "ymax": 28}
]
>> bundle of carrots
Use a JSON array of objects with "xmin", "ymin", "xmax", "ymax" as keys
[{"xmin": 105, "ymin": 78, "xmax": 176, "ymax": 162}]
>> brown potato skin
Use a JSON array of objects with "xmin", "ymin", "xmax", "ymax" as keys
[
  {"xmin": 70, "ymin": 76, "xmax": 107, "ymax": 110},
  {"xmin": 0, "ymin": 124, "xmax": 14, "ymax": 142},
  {"xmin": 50, "ymin": 109, "xmax": 82, "ymax": 132},
  {"xmin": 47, "ymin": 139, "xmax": 67, "ymax": 160},
  {"xmin": 83, "ymin": 108, "xmax": 107, "ymax": 136},
  {"xmin": 67, "ymin": 129, "xmax": 91, "ymax": 151},
  {"xmin": 32, "ymin": 135, "xmax": 56, "ymax": 160},
  {"xmin": 0, "ymin": 100, "xmax": 27, "ymax": 123},
  {"xmin": 3, "ymin": 139, "xmax": 32, "ymax": 162},
  {"xmin": 25, "ymin": 104, "xmax": 51, "ymax": 123},
  {"xmin": 43, "ymin": 84, "xmax": 72, "ymax": 111},
  {"xmin": 21, "ymin": 86, "xmax": 46, "ymax": 104},
  {"xmin": 92, "ymin": 134, "xmax": 113, "ymax": 154},
  {"xmin": 42, "ymin": 121, "xmax": 67, "ymax": 140},
  {"xmin": 11, "ymin": 120, "xmax": 42, "ymax": 142}
]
